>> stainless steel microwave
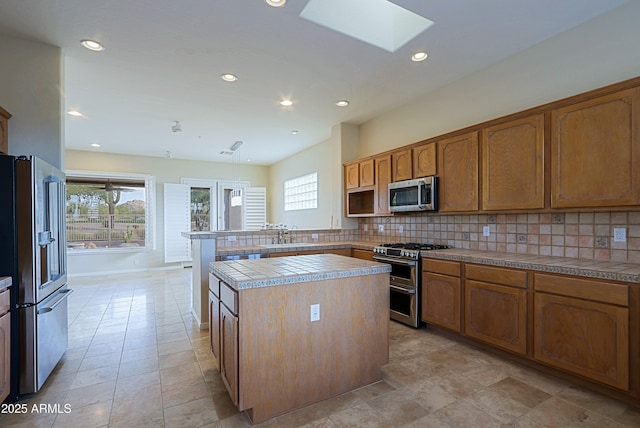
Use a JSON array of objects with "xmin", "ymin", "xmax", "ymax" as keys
[{"xmin": 389, "ymin": 176, "xmax": 438, "ymax": 212}]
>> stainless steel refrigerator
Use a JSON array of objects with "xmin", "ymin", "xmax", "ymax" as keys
[{"xmin": 0, "ymin": 155, "xmax": 71, "ymax": 400}]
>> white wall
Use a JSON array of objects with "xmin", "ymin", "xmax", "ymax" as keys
[
  {"xmin": 359, "ymin": 1, "xmax": 640, "ymax": 158},
  {"xmin": 268, "ymin": 123, "xmax": 358, "ymax": 230},
  {"xmin": 65, "ymin": 149, "xmax": 269, "ymax": 276},
  {"xmin": 0, "ymin": 35, "xmax": 64, "ymax": 168}
]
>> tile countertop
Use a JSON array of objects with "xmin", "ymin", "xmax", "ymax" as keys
[
  {"xmin": 210, "ymin": 253, "xmax": 391, "ymax": 291},
  {"xmin": 421, "ymin": 248, "xmax": 640, "ymax": 284},
  {"xmin": 0, "ymin": 276, "xmax": 11, "ymax": 291}
]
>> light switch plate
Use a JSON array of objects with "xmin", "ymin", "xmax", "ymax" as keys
[
  {"xmin": 483, "ymin": 226, "xmax": 490, "ymax": 237},
  {"xmin": 311, "ymin": 233, "xmax": 319, "ymax": 239},
  {"xmin": 378, "ymin": 225, "xmax": 384, "ymax": 232},
  {"xmin": 614, "ymin": 228, "xmax": 627, "ymax": 243},
  {"xmin": 310, "ymin": 304, "xmax": 320, "ymax": 322},
  {"xmin": 227, "ymin": 235, "xmax": 237, "ymax": 241},
  {"xmin": 399, "ymin": 225, "xmax": 404, "ymax": 233},
  {"xmin": 363, "ymin": 224, "xmax": 368, "ymax": 232}
]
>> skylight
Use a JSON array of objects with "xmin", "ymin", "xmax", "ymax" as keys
[{"xmin": 300, "ymin": 0, "xmax": 434, "ymax": 53}]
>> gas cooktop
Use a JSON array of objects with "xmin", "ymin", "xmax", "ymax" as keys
[{"xmin": 379, "ymin": 242, "xmax": 450, "ymax": 250}]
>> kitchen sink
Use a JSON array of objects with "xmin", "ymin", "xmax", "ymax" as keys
[{"xmin": 261, "ymin": 243, "xmax": 321, "ymax": 248}]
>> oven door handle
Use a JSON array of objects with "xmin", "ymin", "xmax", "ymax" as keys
[
  {"xmin": 390, "ymin": 285, "xmax": 416, "ymax": 295},
  {"xmin": 373, "ymin": 255, "xmax": 417, "ymax": 266}
]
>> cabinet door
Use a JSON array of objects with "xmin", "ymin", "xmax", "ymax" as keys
[
  {"xmin": 392, "ymin": 149, "xmax": 412, "ymax": 182},
  {"xmin": 360, "ymin": 159, "xmax": 375, "ymax": 187},
  {"xmin": 208, "ymin": 290, "xmax": 221, "ymax": 372},
  {"xmin": 345, "ymin": 163, "xmax": 359, "ymax": 189},
  {"xmin": 374, "ymin": 155, "xmax": 391, "ymax": 214},
  {"xmin": 534, "ymin": 293, "xmax": 629, "ymax": 390},
  {"xmin": 413, "ymin": 143, "xmax": 436, "ymax": 178},
  {"xmin": 551, "ymin": 87, "xmax": 640, "ymax": 208},
  {"xmin": 0, "ymin": 311, "xmax": 9, "ymax": 403},
  {"xmin": 438, "ymin": 132, "xmax": 479, "ymax": 212},
  {"xmin": 0, "ymin": 115, "xmax": 7, "ymax": 155},
  {"xmin": 220, "ymin": 304, "xmax": 239, "ymax": 405},
  {"xmin": 465, "ymin": 280, "xmax": 527, "ymax": 355},
  {"xmin": 482, "ymin": 114, "xmax": 544, "ymax": 210},
  {"xmin": 421, "ymin": 273, "xmax": 461, "ymax": 332},
  {"xmin": 351, "ymin": 249, "xmax": 374, "ymax": 261}
]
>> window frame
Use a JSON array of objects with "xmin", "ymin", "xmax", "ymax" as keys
[{"xmin": 66, "ymin": 170, "xmax": 156, "ymax": 254}]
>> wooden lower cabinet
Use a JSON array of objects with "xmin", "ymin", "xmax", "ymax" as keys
[
  {"xmin": 208, "ymin": 290, "xmax": 221, "ymax": 371},
  {"xmin": 464, "ymin": 280, "xmax": 527, "ymax": 355},
  {"xmin": 534, "ymin": 292, "xmax": 629, "ymax": 391},
  {"xmin": 0, "ymin": 311, "xmax": 9, "ymax": 403},
  {"xmin": 220, "ymin": 303, "xmax": 239, "ymax": 405},
  {"xmin": 351, "ymin": 249, "xmax": 374, "ymax": 261},
  {"xmin": 421, "ymin": 272, "xmax": 461, "ymax": 332}
]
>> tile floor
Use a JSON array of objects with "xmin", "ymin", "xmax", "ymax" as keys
[{"xmin": 2, "ymin": 269, "xmax": 640, "ymax": 427}]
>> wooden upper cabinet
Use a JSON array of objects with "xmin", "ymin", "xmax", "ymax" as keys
[
  {"xmin": 482, "ymin": 114, "xmax": 545, "ymax": 211},
  {"xmin": 551, "ymin": 87, "xmax": 640, "ymax": 208},
  {"xmin": 392, "ymin": 149, "xmax": 412, "ymax": 182},
  {"xmin": 0, "ymin": 107, "xmax": 11, "ymax": 155},
  {"xmin": 345, "ymin": 163, "xmax": 359, "ymax": 189},
  {"xmin": 374, "ymin": 155, "xmax": 391, "ymax": 215},
  {"xmin": 359, "ymin": 159, "xmax": 375, "ymax": 187},
  {"xmin": 438, "ymin": 132, "xmax": 479, "ymax": 212},
  {"xmin": 413, "ymin": 142, "xmax": 436, "ymax": 178}
]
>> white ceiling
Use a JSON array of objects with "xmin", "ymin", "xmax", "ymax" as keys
[{"xmin": 0, "ymin": 0, "xmax": 629, "ymax": 165}]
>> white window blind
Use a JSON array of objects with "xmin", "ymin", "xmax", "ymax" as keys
[
  {"xmin": 284, "ymin": 172, "xmax": 317, "ymax": 211},
  {"xmin": 163, "ymin": 183, "xmax": 192, "ymax": 263},
  {"xmin": 242, "ymin": 187, "xmax": 267, "ymax": 230}
]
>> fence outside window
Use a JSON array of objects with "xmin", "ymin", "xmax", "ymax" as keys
[{"xmin": 66, "ymin": 213, "xmax": 146, "ymax": 249}]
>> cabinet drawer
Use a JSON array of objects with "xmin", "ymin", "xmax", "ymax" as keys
[
  {"xmin": 534, "ymin": 273, "xmax": 628, "ymax": 306},
  {"xmin": 423, "ymin": 258, "xmax": 460, "ymax": 277},
  {"xmin": 0, "ymin": 289, "xmax": 9, "ymax": 317},
  {"xmin": 209, "ymin": 273, "xmax": 220, "ymax": 298},
  {"xmin": 466, "ymin": 264, "xmax": 527, "ymax": 289},
  {"xmin": 220, "ymin": 281, "xmax": 238, "ymax": 315}
]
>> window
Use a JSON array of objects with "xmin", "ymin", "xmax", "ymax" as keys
[
  {"xmin": 284, "ymin": 172, "xmax": 317, "ymax": 211},
  {"xmin": 66, "ymin": 171, "xmax": 155, "ymax": 252}
]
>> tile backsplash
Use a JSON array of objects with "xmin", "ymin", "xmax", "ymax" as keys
[
  {"xmin": 215, "ymin": 211, "xmax": 640, "ymax": 263},
  {"xmin": 359, "ymin": 211, "xmax": 640, "ymax": 263}
]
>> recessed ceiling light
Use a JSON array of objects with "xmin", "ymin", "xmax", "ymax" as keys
[
  {"xmin": 411, "ymin": 52, "xmax": 428, "ymax": 62},
  {"xmin": 291, "ymin": 130, "xmax": 299, "ymax": 135},
  {"xmin": 280, "ymin": 99, "xmax": 294, "ymax": 107},
  {"xmin": 336, "ymin": 100, "xmax": 350, "ymax": 107},
  {"xmin": 221, "ymin": 73, "xmax": 238, "ymax": 82},
  {"xmin": 67, "ymin": 110, "xmax": 83, "ymax": 117},
  {"xmin": 80, "ymin": 39, "xmax": 104, "ymax": 52},
  {"xmin": 265, "ymin": 0, "xmax": 286, "ymax": 7},
  {"xmin": 90, "ymin": 143, "xmax": 101, "ymax": 148}
]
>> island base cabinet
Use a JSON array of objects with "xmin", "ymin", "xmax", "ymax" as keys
[
  {"xmin": 533, "ymin": 293, "xmax": 629, "ymax": 391},
  {"xmin": 239, "ymin": 275, "xmax": 388, "ymax": 423},
  {"xmin": 220, "ymin": 303, "xmax": 239, "ymax": 406},
  {"xmin": 208, "ymin": 290, "xmax": 220, "ymax": 371},
  {"xmin": 464, "ymin": 280, "xmax": 527, "ymax": 355}
]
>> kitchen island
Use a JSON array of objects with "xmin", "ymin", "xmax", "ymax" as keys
[{"xmin": 209, "ymin": 254, "xmax": 391, "ymax": 423}]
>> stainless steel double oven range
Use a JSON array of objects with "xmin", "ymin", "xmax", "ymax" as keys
[{"xmin": 373, "ymin": 243, "xmax": 448, "ymax": 328}]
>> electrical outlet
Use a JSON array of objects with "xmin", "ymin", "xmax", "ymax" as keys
[
  {"xmin": 364, "ymin": 224, "xmax": 368, "ymax": 232},
  {"xmin": 378, "ymin": 224, "xmax": 384, "ymax": 232},
  {"xmin": 133, "ymin": 259, "xmax": 139, "ymax": 265},
  {"xmin": 311, "ymin": 233, "xmax": 319, "ymax": 240},
  {"xmin": 227, "ymin": 235, "xmax": 237, "ymax": 241},
  {"xmin": 310, "ymin": 304, "xmax": 320, "ymax": 322},
  {"xmin": 614, "ymin": 228, "xmax": 627, "ymax": 243},
  {"xmin": 399, "ymin": 225, "xmax": 404, "ymax": 233},
  {"xmin": 483, "ymin": 226, "xmax": 490, "ymax": 237}
]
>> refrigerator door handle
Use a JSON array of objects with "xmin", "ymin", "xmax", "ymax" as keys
[{"xmin": 37, "ymin": 288, "xmax": 73, "ymax": 314}]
